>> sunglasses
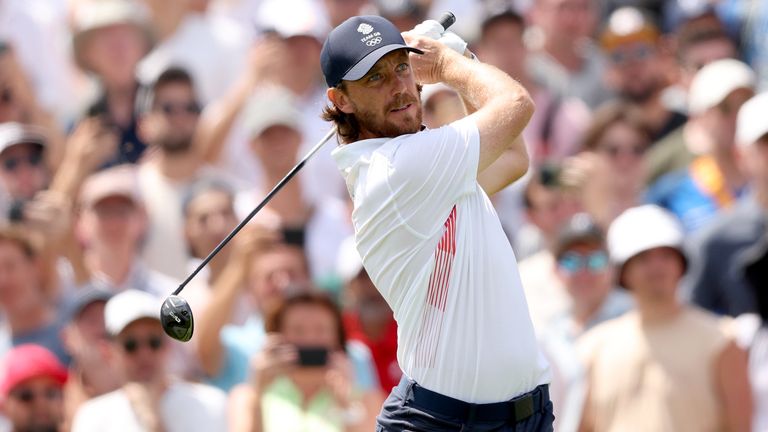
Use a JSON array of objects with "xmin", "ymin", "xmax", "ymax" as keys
[
  {"xmin": 10, "ymin": 387, "xmax": 62, "ymax": 404},
  {"xmin": 558, "ymin": 251, "xmax": 609, "ymax": 274},
  {"xmin": 1, "ymin": 149, "xmax": 44, "ymax": 172},
  {"xmin": 157, "ymin": 101, "xmax": 201, "ymax": 116},
  {"xmin": 599, "ymin": 143, "xmax": 646, "ymax": 159},
  {"xmin": 121, "ymin": 335, "xmax": 164, "ymax": 354},
  {"xmin": 609, "ymin": 44, "xmax": 654, "ymax": 65}
]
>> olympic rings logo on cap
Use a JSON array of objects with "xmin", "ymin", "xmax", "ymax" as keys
[{"xmin": 366, "ymin": 37, "xmax": 382, "ymax": 46}]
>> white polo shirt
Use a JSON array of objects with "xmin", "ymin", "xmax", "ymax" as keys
[{"xmin": 332, "ymin": 117, "xmax": 550, "ymax": 403}]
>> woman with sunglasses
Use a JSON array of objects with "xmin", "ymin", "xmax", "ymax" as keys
[
  {"xmin": 229, "ymin": 290, "xmax": 378, "ymax": 432},
  {"xmin": 560, "ymin": 101, "xmax": 652, "ymax": 230},
  {"xmin": 71, "ymin": 289, "xmax": 227, "ymax": 432}
]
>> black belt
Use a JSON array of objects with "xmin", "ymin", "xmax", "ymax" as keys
[{"xmin": 396, "ymin": 377, "xmax": 549, "ymax": 424}]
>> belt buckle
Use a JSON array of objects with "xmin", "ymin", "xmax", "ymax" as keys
[{"xmin": 511, "ymin": 393, "xmax": 535, "ymax": 422}]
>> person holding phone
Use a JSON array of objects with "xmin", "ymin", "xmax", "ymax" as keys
[{"xmin": 228, "ymin": 290, "xmax": 379, "ymax": 432}]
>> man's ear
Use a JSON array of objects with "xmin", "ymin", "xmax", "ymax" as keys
[{"xmin": 327, "ymin": 87, "xmax": 354, "ymax": 114}]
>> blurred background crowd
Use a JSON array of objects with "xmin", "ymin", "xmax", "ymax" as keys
[{"xmin": 0, "ymin": 0, "xmax": 766, "ymax": 431}]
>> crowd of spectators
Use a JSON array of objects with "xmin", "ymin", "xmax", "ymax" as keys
[{"xmin": 0, "ymin": 0, "xmax": 766, "ymax": 431}]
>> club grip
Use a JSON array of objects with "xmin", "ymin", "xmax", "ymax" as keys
[{"xmin": 437, "ymin": 11, "xmax": 456, "ymax": 31}]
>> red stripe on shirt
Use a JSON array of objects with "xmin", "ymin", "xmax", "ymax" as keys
[{"xmin": 415, "ymin": 206, "xmax": 457, "ymax": 367}]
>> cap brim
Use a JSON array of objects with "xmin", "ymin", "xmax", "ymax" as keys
[{"xmin": 342, "ymin": 44, "xmax": 423, "ymax": 82}]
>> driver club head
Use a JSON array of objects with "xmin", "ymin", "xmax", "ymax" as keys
[{"xmin": 160, "ymin": 295, "xmax": 194, "ymax": 342}]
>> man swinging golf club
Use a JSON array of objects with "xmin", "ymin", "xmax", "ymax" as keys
[{"xmin": 321, "ymin": 15, "xmax": 553, "ymax": 431}]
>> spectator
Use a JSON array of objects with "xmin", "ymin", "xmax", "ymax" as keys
[
  {"xmin": 71, "ymin": 0, "xmax": 152, "ymax": 166},
  {"xmin": 196, "ymin": 224, "xmax": 311, "ymax": 391},
  {"xmin": 550, "ymin": 213, "xmax": 633, "ymax": 338},
  {"xmin": 337, "ymin": 236, "xmax": 401, "ymax": 393},
  {"xmin": 420, "ymin": 83, "xmax": 463, "ymax": 129},
  {"xmin": 228, "ymin": 290, "xmax": 378, "ymax": 432},
  {"xmin": 674, "ymin": 12, "xmax": 737, "ymax": 91},
  {"xmin": 514, "ymin": 163, "xmax": 578, "ymax": 259},
  {"xmin": 561, "ymin": 101, "xmax": 651, "ymax": 229},
  {"xmin": 0, "ymin": 226, "xmax": 68, "ymax": 363},
  {"xmin": 60, "ymin": 287, "xmax": 120, "ymax": 430},
  {"xmin": 578, "ymin": 205, "xmax": 752, "ymax": 432},
  {"xmin": 200, "ymin": 4, "xmax": 345, "ymax": 205},
  {"xmin": 599, "ymin": 7, "xmax": 687, "ymax": 143},
  {"xmin": 538, "ymin": 213, "xmax": 633, "ymax": 432},
  {"xmin": 136, "ymin": 67, "xmax": 223, "ymax": 281},
  {"xmin": 71, "ymin": 289, "xmax": 227, "ymax": 432},
  {"xmin": 517, "ymin": 166, "xmax": 583, "ymax": 330},
  {"xmin": 0, "ymin": 344, "xmax": 68, "ymax": 432},
  {"xmin": 0, "ymin": 123, "xmax": 49, "ymax": 206},
  {"xmin": 235, "ymin": 86, "xmax": 351, "ymax": 282},
  {"xmin": 648, "ymin": 59, "xmax": 754, "ymax": 232},
  {"xmin": 74, "ymin": 164, "xmax": 176, "ymax": 296},
  {"xmin": 685, "ymin": 91, "xmax": 768, "ymax": 316},
  {"xmin": 645, "ymin": 13, "xmax": 739, "ymax": 184},
  {"xmin": 180, "ymin": 179, "xmax": 240, "ymax": 315},
  {"xmin": 137, "ymin": 0, "xmax": 249, "ymax": 105},
  {"xmin": 529, "ymin": 0, "xmax": 614, "ymax": 109},
  {"xmin": 473, "ymin": 6, "xmax": 591, "ymax": 249},
  {"xmin": 476, "ymin": 6, "xmax": 591, "ymax": 166}
]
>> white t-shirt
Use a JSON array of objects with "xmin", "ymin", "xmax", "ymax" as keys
[
  {"xmin": 332, "ymin": 117, "xmax": 550, "ymax": 403},
  {"xmin": 71, "ymin": 381, "xmax": 227, "ymax": 432}
]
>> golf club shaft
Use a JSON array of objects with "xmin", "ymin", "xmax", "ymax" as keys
[{"xmin": 172, "ymin": 127, "xmax": 337, "ymax": 296}]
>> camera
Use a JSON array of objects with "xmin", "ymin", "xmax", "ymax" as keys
[
  {"xmin": 7, "ymin": 199, "xmax": 26, "ymax": 222},
  {"xmin": 296, "ymin": 346, "xmax": 328, "ymax": 367}
]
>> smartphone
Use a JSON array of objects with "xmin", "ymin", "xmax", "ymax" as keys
[{"xmin": 297, "ymin": 346, "xmax": 328, "ymax": 367}]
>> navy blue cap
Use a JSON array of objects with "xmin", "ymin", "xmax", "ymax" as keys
[{"xmin": 321, "ymin": 15, "xmax": 423, "ymax": 88}]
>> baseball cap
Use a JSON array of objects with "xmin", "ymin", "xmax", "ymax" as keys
[
  {"xmin": 243, "ymin": 86, "xmax": 302, "ymax": 139},
  {"xmin": 321, "ymin": 15, "xmax": 423, "ymax": 88},
  {"xmin": 0, "ymin": 123, "xmax": 47, "ymax": 156},
  {"xmin": 63, "ymin": 286, "xmax": 113, "ymax": 323},
  {"xmin": 71, "ymin": 0, "xmax": 150, "ymax": 70},
  {"xmin": 0, "ymin": 344, "xmax": 68, "ymax": 400},
  {"xmin": 600, "ymin": 7, "xmax": 660, "ymax": 52},
  {"xmin": 736, "ymin": 92, "xmax": 768, "ymax": 147},
  {"xmin": 607, "ymin": 205, "xmax": 685, "ymax": 268},
  {"xmin": 688, "ymin": 59, "xmax": 755, "ymax": 115},
  {"xmin": 105, "ymin": 289, "xmax": 161, "ymax": 337},
  {"xmin": 79, "ymin": 164, "xmax": 142, "ymax": 209},
  {"xmin": 554, "ymin": 213, "xmax": 605, "ymax": 258},
  {"xmin": 256, "ymin": 0, "xmax": 328, "ymax": 40}
]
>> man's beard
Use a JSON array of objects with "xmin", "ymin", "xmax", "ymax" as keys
[
  {"xmin": 353, "ymin": 88, "xmax": 424, "ymax": 139},
  {"xmin": 621, "ymin": 77, "xmax": 663, "ymax": 104},
  {"xmin": 157, "ymin": 133, "xmax": 193, "ymax": 154},
  {"xmin": 17, "ymin": 423, "xmax": 59, "ymax": 432}
]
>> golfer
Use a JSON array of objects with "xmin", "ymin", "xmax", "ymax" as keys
[{"xmin": 321, "ymin": 15, "xmax": 553, "ymax": 431}]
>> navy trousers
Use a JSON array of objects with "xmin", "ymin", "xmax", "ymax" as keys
[{"xmin": 376, "ymin": 378, "xmax": 555, "ymax": 432}]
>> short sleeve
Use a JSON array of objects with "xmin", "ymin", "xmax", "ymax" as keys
[{"xmin": 385, "ymin": 116, "xmax": 480, "ymax": 236}]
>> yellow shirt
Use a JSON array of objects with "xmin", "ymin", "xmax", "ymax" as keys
[
  {"xmin": 578, "ymin": 307, "xmax": 731, "ymax": 432},
  {"xmin": 261, "ymin": 376, "xmax": 343, "ymax": 432}
]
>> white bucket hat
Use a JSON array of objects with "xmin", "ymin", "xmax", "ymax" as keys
[{"xmin": 607, "ymin": 205, "xmax": 686, "ymax": 276}]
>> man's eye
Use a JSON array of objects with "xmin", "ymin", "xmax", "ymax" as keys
[
  {"xmin": 368, "ymin": 73, "xmax": 382, "ymax": 82},
  {"xmin": 396, "ymin": 63, "xmax": 409, "ymax": 72}
]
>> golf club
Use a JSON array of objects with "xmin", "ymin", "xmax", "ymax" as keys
[
  {"xmin": 160, "ymin": 11, "xmax": 457, "ymax": 342},
  {"xmin": 161, "ymin": 127, "xmax": 336, "ymax": 341}
]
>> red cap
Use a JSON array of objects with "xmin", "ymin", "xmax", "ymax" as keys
[{"xmin": 0, "ymin": 345, "xmax": 68, "ymax": 399}]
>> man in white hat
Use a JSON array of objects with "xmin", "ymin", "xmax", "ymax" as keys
[
  {"xmin": 71, "ymin": 289, "xmax": 226, "ymax": 432},
  {"xmin": 577, "ymin": 204, "xmax": 752, "ymax": 432},
  {"xmin": 686, "ymin": 91, "xmax": 768, "ymax": 317},
  {"xmin": 647, "ymin": 59, "xmax": 756, "ymax": 232}
]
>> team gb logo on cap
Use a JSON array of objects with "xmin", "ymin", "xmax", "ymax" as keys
[
  {"xmin": 357, "ymin": 23, "xmax": 373, "ymax": 34},
  {"xmin": 357, "ymin": 22, "xmax": 382, "ymax": 46}
]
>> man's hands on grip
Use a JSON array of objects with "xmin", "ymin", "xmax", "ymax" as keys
[{"xmin": 410, "ymin": 20, "xmax": 468, "ymax": 56}]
